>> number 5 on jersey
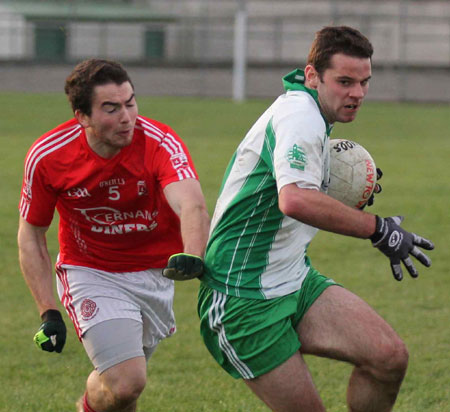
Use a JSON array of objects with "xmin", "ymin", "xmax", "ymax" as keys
[{"xmin": 108, "ymin": 185, "xmax": 120, "ymax": 201}]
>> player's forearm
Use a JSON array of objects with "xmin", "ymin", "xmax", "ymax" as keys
[
  {"xmin": 163, "ymin": 179, "xmax": 210, "ymax": 257},
  {"xmin": 279, "ymin": 185, "xmax": 376, "ymax": 239},
  {"xmin": 180, "ymin": 203, "xmax": 210, "ymax": 257},
  {"xmin": 18, "ymin": 222, "xmax": 57, "ymax": 316}
]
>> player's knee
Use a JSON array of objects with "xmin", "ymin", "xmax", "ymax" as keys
[
  {"xmin": 372, "ymin": 337, "xmax": 409, "ymax": 382},
  {"xmin": 111, "ymin": 372, "xmax": 146, "ymax": 406}
]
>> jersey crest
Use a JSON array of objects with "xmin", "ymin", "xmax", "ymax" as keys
[{"xmin": 287, "ymin": 144, "xmax": 308, "ymax": 171}]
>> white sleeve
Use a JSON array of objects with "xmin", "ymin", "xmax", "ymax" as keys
[{"xmin": 272, "ymin": 96, "xmax": 327, "ymax": 193}]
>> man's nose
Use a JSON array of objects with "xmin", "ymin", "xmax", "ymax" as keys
[
  {"xmin": 120, "ymin": 108, "xmax": 131, "ymax": 123},
  {"xmin": 350, "ymin": 83, "xmax": 366, "ymax": 99}
]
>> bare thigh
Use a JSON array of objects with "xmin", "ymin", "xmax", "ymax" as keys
[
  {"xmin": 243, "ymin": 286, "xmax": 405, "ymax": 412},
  {"xmin": 245, "ymin": 351, "xmax": 325, "ymax": 412},
  {"xmin": 296, "ymin": 285, "xmax": 404, "ymax": 368}
]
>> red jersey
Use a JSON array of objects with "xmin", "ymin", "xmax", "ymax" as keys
[{"xmin": 19, "ymin": 115, "xmax": 198, "ymax": 272}]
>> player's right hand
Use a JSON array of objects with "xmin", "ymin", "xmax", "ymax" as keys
[
  {"xmin": 162, "ymin": 253, "xmax": 204, "ymax": 281},
  {"xmin": 370, "ymin": 215, "xmax": 434, "ymax": 281},
  {"xmin": 34, "ymin": 309, "xmax": 67, "ymax": 353}
]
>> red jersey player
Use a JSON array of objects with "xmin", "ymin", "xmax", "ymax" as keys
[{"xmin": 18, "ymin": 59, "xmax": 210, "ymax": 412}]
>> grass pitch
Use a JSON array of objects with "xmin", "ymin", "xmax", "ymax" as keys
[{"xmin": 0, "ymin": 93, "xmax": 449, "ymax": 411}]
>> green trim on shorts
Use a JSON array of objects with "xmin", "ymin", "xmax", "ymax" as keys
[{"xmin": 197, "ymin": 265, "xmax": 340, "ymax": 379}]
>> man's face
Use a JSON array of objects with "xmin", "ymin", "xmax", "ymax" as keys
[
  {"xmin": 307, "ymin": 53, "xmax": 372, "ymax": 124},
  {"xmin": 77, "ymin": 81, "xmax": 138, "ymax": 158}
]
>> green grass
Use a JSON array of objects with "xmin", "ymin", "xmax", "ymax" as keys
[{"xmin": 0, "ymin": 93, "xmax": 449, "ymax": 411}]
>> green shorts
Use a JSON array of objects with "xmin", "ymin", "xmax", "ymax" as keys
[{"xmin": 197, "ymin": 267, "xmax": 339, "ymax": 379}]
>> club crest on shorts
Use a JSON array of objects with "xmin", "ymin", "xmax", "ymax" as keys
[{"xmin": 80, "ymin": 298, "xmax": 99, "ymax": 321}]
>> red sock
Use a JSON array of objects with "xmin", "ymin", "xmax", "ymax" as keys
[{"xmin": 83, "ymin": 393, "xmax": 98, "ymax": 412}]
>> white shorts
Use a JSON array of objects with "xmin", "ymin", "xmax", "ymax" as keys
[{"xmin": 56, "ymin": 265, "xmax": 176, "ymax": 365}]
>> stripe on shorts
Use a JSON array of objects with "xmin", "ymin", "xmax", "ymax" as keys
[
  {"xmin": 56, "ymin": 264, "xmax": 82, "ymax": 339},
  {"xmin": 207, "ymin": 289, "xmax": 254, "ymax": 379}
]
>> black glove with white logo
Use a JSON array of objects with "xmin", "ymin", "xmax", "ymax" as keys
[
  {"xmin": 370, "ymin": 215, "xmax": 434, "ymax": 281},
  {"xmin": 33, "ymin": 309, "xmax": 67, "ymax": 353}
]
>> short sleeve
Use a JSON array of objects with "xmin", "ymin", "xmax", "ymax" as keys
[
  {"xmin": 152, "ymin": 126, "xmax": 199, "ymax": 188},
  {"xmin": 272, "ymin": 97, "xmax": 326, "ymax": 192},
  {"xmin": 19, "ymin": 152, "xmax": 57, "ymax": 227}
]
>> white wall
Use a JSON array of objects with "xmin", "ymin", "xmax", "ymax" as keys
[{"xmin": 0, "ymin": 6, "xmax": 27, "ymax": 58}]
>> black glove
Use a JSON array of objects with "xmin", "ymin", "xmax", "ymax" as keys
[
  {"xmin": 33, "ymin": 309, "xmax": 67, "ymax": 353},
  {"xmin": 360, "ymin": 168, "xmax": 383, "ymax": 209},
  {"xmin": 162, "ymin": 253, "xmax": 204, "ymax": 281},
  {"xmin": 370, "ymin": 215, "xmax": 434, "ymax": 281}
]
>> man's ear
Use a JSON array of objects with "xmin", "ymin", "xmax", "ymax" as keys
[
  {"xmin": 305, "ymin": 65, "xmax": 319, "ymax": 89},
  {"xmin": 75, "ymin": 109, "xmax": 89, "ymax": 128}
]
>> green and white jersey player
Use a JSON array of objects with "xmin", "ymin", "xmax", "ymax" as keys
[
  {"xmin": 204, "ymin": 69, "xmax": 332, "ymax": 300},
  {"xmin": 198, "ymin": 26, "xmax": 434, "ymax": 412}
]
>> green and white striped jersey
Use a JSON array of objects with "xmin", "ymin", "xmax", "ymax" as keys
[{"xmin": 204, "ymin": 69, "xmax": 332, "ymax": 299}]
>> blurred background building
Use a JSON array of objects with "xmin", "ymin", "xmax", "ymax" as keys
[{"xmin": 0, "ymin": 0, "xmax": 449, "ymax": 102}]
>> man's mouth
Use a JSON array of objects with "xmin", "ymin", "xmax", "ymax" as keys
[{"xmin": 344, "ymin": 104, "xmax": 358, "ymax": 110}]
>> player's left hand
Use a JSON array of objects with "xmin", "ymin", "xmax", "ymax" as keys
[
  {"xmin": 162, "ymin": 253, "xmax": 204, "ymax": 281},
  {"xmin": 360, "ymin": 168, "xmax": 383, "ymax": 209},
  {"xmin": 370, "ymin": 215, "xmax": 434, "ymax": 281}
]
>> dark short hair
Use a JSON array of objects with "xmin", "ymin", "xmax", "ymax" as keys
[
  {"xmin": 307, "ymin": 26, "xmax": 373, "ymax": 77},
  {"xmin": 64, "ymin": 59, "xmax": 134, "ymax": 116}
]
